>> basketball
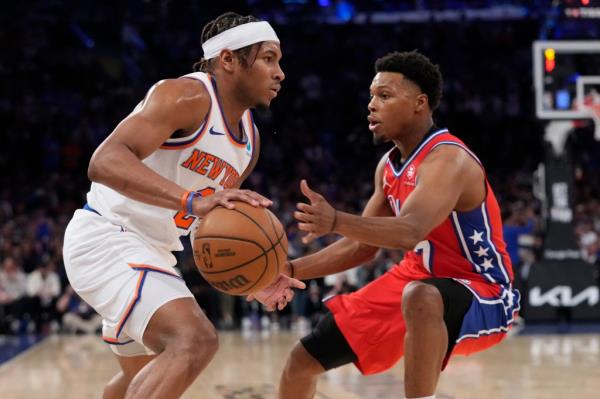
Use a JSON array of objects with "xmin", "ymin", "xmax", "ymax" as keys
[{"xmin": 192, "ymin": 202, "xmax": 288, "ymax": 295}]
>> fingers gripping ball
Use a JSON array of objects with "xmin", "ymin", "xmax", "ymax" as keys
[{"xmin": 192, "ymin": 201, "xmax": 288, "ymax": 295}]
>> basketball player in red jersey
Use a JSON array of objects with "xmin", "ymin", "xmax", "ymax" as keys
[
  {"xmin": 63, "ymin": 12, "xmax": 303, "ymax": 399},
  {"xmin": 275, "ymin": 51, "xmax": 520, "ymax": 399}
]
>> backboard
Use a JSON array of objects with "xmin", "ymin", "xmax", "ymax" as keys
[{"xmin": 533, "ymin": 40, "xmax": 600, "ymax": 120}]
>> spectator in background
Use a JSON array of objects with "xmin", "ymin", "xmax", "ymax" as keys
[
  {"xmin": 26, "ymin": 258, "xmax": 61, "ymax": 332},
  {"xmin": 589, "ymin": 199, "xmax": 600, "ymax": 233},
  {"xmin": 503, "ymin": 201, "xmax": 536, "ymax": 281},
  {"xmin": 218, "ymin": 292, "xmax": 236, "ymax": 330},
  {"xmin": 502, "ymin": 201, "xmax": 537, "ymax": 319},
  {"xmin": 503, "ymin": 201, "xmax": 536, "ymax": 267},
  {"xmin": 575, "ymin": 218, "xmax": 600, "ymax": 264},
  {"xmin": 324, "ymin": 272, "xmax": 358, "ymax": 298},
  {"xmin": 179, "ymin": 256, "xmax": 221, "ymax": 327},
  {"xmin": 0, "ymin": 257, "xmax": 28, "ymax": 333},
  {"xmin": 303, "ymin": 281, "xmax": 325, "ymax": 328},
  {"xmin": 56, "ymin": 285, "xmax": 102, "ymax": 334}
]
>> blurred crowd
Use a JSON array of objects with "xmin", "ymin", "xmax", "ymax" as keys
[{"xmin": 1, "ymin": 1, "xmax": 600, "ymax": 335}]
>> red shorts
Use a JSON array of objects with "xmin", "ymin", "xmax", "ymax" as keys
[{"xmin": 325, "ymin": 264, "xmax": 520, "ymax": 375}]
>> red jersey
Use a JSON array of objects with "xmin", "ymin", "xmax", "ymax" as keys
[
  {"xmin": 382, "ymin": 128, "xmax": 514, "ymax": 288},
  {"xmin": 324, "ymin": 128, "xmax": 520, "ymax": 375}
]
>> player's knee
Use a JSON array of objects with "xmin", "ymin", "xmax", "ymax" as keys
[
  {"xmin": 103, "ymin": 384, "xmax": 117, "ymax": 399},
  {"xmin": 284, "ymin": 342, "xmax": 324, "ymax": 378},
  {"xmin": 402, "ymin": 281, "xmax": 444, "ymax": 324},
  {"xmin": 103, "ymin": 382, "xmax": 117, "ymax": 399},
  {"xmin": 183, "ymin": 326, "xmax": 219, "ymax": 359},
  {"xmin": 168, "ymin": 325, "xmax": 219, "ymax": 375},
  {"xmin": 103, "ymin": 372, "xmax": 126, "ymax": 399}
]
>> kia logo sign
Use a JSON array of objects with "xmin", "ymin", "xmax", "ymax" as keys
[{"xmin": 529, "ymin": 286, "xmax": 600, "ymax": 307}]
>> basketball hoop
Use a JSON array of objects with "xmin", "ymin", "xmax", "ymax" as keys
[
  {"xmin": 585, "ymin": 103, "xmax": 600, "ymax": 141},
  {"xmin": 573, "ymin": 92, "xmax": 600, "ymax": 140}
]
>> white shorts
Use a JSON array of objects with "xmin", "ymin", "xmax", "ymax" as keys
[{"xmin": 63, "ymin": 208, "xmax": 194, "ymax": 357}]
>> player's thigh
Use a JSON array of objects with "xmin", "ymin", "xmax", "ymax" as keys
[
  {"xmin": 299, "ymin": 311, "xmax": 357, "ymax": 372},
  {"xmin": 63, "ymin": 209, "xmax": 183, "ymax": 325},
  {"xmin": 419, "ymin": 278, "xmax": 473, "ymax": 354},
  {"xmin": 142, "ymin": 296, "xmax": 218, "ymax": 354}
]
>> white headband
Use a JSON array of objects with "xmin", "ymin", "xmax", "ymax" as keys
[{"xmin": 202, "ymin": 21, "xmax": 279, "ymax": 60}]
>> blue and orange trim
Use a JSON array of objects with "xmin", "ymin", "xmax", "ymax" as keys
[
  {"xmin": 210, "ymin": 76, "xmax": 249, "ymax": 148},
  {"xmin": 101, "ymin": 263, "xmax": 182, "ymax": 346},
  {"xmin": 247, "ymin": 110, "xmax": 256, "ymax": 154},
  {"xmin": 103, "ymin": 337, "xmax": 135, "ymax": 346},
  {"xmin": 127, "ymin": 263, "xmax": 182, "ymax": 279}
]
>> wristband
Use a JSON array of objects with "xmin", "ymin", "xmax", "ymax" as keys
[
  {"xmin": 181, "ymin": 191, "xmax": 193, "ymax": 212},
  {"xmin": 187, "ymin": 191, "xmax": 204, "ymax": 215},
  {"xmin": 182, "ymin": 190, "xmax": 203, "ymax": 215}
]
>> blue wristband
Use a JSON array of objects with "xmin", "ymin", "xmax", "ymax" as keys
[{"xmin": 186, "ymin": 192, "xmax": 197, "ymax": 215}]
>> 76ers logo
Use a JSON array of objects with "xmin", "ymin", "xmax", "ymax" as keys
[
  {"xmin": 406, "ymin": 164, "xmax": 416, "ymax": 180},
  {"xmin": 404, "ymin": 164, "xmax": 416, "ymax": 186}
]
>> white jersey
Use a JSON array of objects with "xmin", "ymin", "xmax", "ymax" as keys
[{"xmin": 87, "ymin": 72, "xmax": 257, "ymax": 253}]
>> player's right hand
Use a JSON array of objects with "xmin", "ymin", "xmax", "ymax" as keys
[
  {"xmin": 192, "ymin": 189, "xmax": 272, "ymax": 217},
  {"xmin": 295, "ymin": 179, "xmax": 337, "ymax": 244},
  {"xmin": 246, "ymin": 273, "xmax": 306, "ymax": 312}
]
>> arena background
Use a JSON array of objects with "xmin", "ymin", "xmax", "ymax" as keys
[{"xmin": 1, "ymin": 1, "xmax": 600, "ymax": 398}]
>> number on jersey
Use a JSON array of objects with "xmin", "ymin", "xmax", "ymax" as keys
[{"xmin": 414, "ymin": 240, "xmax": 434, "ymax": 273}]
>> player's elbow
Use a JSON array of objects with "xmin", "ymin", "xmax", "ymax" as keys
[
  {"xmin": 87, "ymin": 147, "xmax": 113, "ymax": 183},
  {"xmin": 87, "ymin": 157, "xmax": 99, "ymax": 182},
  {"xmin": 357, "ymin": 243, "xmax": 379, "ymax": 263},
  {"xmin": 393, "ymin": 225, "xmax": 423, "ymax": 251},
  {"xmin": 399, "ymin": 238, "xmax": 420, "ymax": 252},
  {"xmin": 87, "ymin": 152, "xmax": 104, "ymax": 183}
]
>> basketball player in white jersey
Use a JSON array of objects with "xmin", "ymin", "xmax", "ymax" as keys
[{"xmin": 63, "ymin": 12, "xmax": 304, "ymax": 399}]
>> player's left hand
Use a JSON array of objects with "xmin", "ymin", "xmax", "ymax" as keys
[
  {"xmin": 295, "ymin": 179, "xmax": 338, "ymax": 244},
  {"xmin": 246, "ymin": 273, "xmax": 306, "ymax": 312}
]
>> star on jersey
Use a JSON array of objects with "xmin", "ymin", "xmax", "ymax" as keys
[
  {"xmin": 469, "ymin": 230, "xmax": 484, "ymax": 245},
  {"xmin": 475, "ymin": 246, "xmax": 489, "ymax": 258},
  {"xmin": 504, "ymin": 288, "xmax": 515, "ymax": 309},
  {"xmin": 480, "ymin": 258, "xmax": 494, "ymax": 271}
]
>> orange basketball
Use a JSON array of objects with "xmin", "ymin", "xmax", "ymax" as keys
[{"xmin": 192, "ymin": 201, "xmax": 288, "ymax": 295}]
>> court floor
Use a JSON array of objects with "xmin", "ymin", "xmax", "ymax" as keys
[{"xmin": 1, "ymin": 331, "xmax": 599, "ymax": 399}]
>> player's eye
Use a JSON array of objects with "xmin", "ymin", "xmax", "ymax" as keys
[{"xmin": 264, "ymin": 56, "xmax": 273, "ymax": 63}]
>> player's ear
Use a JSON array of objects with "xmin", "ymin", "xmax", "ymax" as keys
[
  {"xmin": 415, "ymin": 93, "xmax": 428, "ymax": 113},
  {"xmin": 219, "ymin": 49, "xmax": 236, "ymax": 73}
]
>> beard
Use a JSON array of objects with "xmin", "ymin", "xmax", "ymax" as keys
[
  {"xmin": 254, "ymin": 103, "xmax": 270, "ymax": 113},
  {"xmin": 251, "ymin": 103, "xmax": 273, "ymax": 124},
  {"xmin": 373, "ymin": 133, "xmax": 387, "ymax": 145},
  {"xmin": 253, "ymin": 104, "xmax": 272, "ymax": 123}
]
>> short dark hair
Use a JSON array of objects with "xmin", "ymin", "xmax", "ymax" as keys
[
  {"xmin": 375, "ymin": 50, "xmax": 443, "ymax": 111},
  {"xmin": 194, "ymin": 12, "xmax": 262, "ymax": 72}
]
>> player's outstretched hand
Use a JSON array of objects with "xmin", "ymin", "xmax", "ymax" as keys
[
  {"xmin": 246, "ymin": 273, "xmax": 306, "ymax": 312},
  {"xmin": 193, "ymin": 189, "xmax": 272, "ymax": 217},
  {"xmin": 295, "ymin": 179, "xmax": 337, "ymax": 244}
]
